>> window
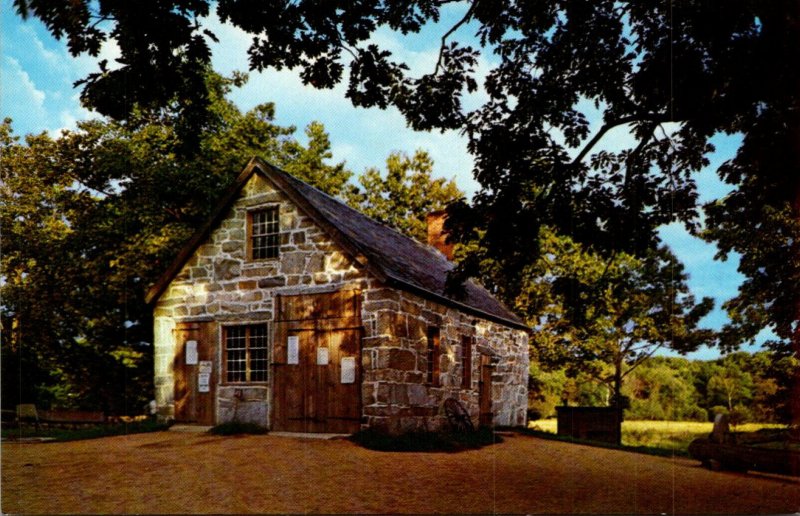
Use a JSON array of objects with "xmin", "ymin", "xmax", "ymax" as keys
[
  {"xmin": 224, "ymin": 325, "xmax": 269, "ymax": 383},
  {"xmin": 426, "ymin": 327, "xmax": 440, "ymax": 386},
  {"xmin": 461, "ymin": 335, "xmax": 473, "ymax": 388},
  {"xmin": 250, "ymin": 207, "xmax": 279, "ymax": 260}
]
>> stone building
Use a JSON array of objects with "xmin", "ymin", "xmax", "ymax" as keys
[{"xmin": 146, "ymin": 157, "xmax": 529, "ymax": 434}]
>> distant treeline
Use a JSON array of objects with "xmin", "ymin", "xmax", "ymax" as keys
[{"xmin": 529, "ymin": 351, "xmax": 795, "ymax": 424}]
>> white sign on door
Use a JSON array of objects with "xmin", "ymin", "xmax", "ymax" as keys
[
  {"xmin": 198, "ymin": 360, "xmax": 212, "ymax": 374},
  {"xmin": 341, "ymin": 357, "xmax": 356, "ymax": 384},
  {"xmin": 317, "ymin": 347, "xmax": 329, "ymax": 365},
  {"xmin": 287, "ymin": 336, "xmax": 299, "ymax": 365},
  {"xmin": 198, "ymin": 372, "xmax": 210, "ymax": 393},
  {"xmin": 185, "ymin": 340, "xmax": 198, "ymax": 365}
]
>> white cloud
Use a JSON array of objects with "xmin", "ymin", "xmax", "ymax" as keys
[{"xmin": 1, "ymin": 55, "xmax": 48, "ymax": 130}]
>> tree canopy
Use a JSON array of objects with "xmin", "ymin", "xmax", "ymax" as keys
[
  {"xmin": 16, "ymin": 1, "xmax": 797, "ymax": 347},
  {"xmin": 521, "ymin": 227, "xmax": 713, "ymax": 407},
  {"xmin": 346, "ymin": 150, "xmax": 463, "ymax": 242},
  {"xmin": 11, "ymin": 1, "xmax": 800, "ymax": 424},
  {"xmin": 0, "ymin": 74, "xmax": 351, "ymax": 412}
]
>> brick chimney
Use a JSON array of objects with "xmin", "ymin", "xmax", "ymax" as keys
[{"xmin": 426, "ymin": 210, "xmax": 454, "ymax": 260}]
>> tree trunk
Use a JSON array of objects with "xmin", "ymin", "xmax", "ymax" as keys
[
  {"xmin": 613, "ymin": 359, "xmax": 623, "ymax": 410},
  {"xmin": 792, "ymin": 179, "xmax": 800, "ymax": 436}
]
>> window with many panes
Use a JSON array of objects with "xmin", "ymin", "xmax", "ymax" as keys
[
  {"xmin": 250, "ymin": 207, "xmax": 279, "ymax": 260},
  {"xmin": 224, "ymin": 325, "xmax": 269, "ymax": 383},
  {"xmin": 426, "ymin": 327, "xmax": 440, "ymax": 386}
]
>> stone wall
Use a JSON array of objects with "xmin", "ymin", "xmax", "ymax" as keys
[
  {"xmin": 358, "ymin": 285, "xmax": 529, "ymax": 433},
  {"xmin": 153, "ymin": 173, "xmax": 370, "ymax": 425},
  {"xmin": 153, "ymin": 172, "xmax": 529, "ymax": 431}
]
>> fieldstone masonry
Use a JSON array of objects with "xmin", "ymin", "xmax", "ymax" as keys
[{"xmin": 153, "ymin": 173, "xmax": 528, "ymax": 432}]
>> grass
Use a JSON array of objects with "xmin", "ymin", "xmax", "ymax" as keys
[
  {"xmin": 350, "ymin": 426, "xmax": 502, "ymax": 452},
  {"xmin": 1, "ymin": 419, "xmax": 171, "ymax": 442},
  {"xmin": 528, "ymin": 419, "xmax": 787, "ymax": 455}
]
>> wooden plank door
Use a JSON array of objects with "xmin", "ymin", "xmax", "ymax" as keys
[
  {"xmin": 173, "ymin": 321, "xmax": 217, "ymax": 425},
  {"xmin": 272, "ymin": 291, "xmax": 361, "ymax": 433},
  {"xmin": 478, "ymin": 354, "xmax": 493, "ymax": 428}
]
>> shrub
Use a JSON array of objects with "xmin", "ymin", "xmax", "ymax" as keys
[
  {"xmin": 208, "ymin": 422, "xmax": 268, "ymax": 435},
  {"xmin": 686, "ymin": 406, "xmax": 708, "ymax": 422},
  {"xmin": 729, "ymin": 404, "xmax": 752, "ymax": 426}
]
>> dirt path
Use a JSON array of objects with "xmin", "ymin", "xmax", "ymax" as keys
[{"xmin": 2, "ymin": 431, "xmax": 798, "ymax": 514}]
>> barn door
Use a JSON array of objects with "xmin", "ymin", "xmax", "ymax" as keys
[
  {"xmin": 272, "ymin": 290, "xmax": 361, "ymax": 433},
  {"xmin": 478, "ymin": 354, "xmax": 494, "ymax": 427},
  {"xmin": 173, "ymin": 321, "xmax": 217, "ymax": 425}
]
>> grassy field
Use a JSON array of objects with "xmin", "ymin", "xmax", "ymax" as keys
[{"xmin": 529, "ymin": 419, "xmax": 786, "ymax": 453}]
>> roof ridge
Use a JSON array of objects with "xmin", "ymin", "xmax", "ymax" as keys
[
  {"xmin": 275, "ymin": 167, "xmax": 460, "ymax": 271},
  {"xmin": 146, "ymin": 157, "xmax": 528, "ymax": 331}
]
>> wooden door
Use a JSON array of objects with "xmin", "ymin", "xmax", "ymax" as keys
[
  {"xmin": 173, "ymin": 321, "xmax": 217, "ymax": 425},
  {"xmin": 478, "ymin": 354, "xmax": 493, "ymax": 427},
  {"xmin": 272, "ymin": 290, "xmax": 362, "ymax": 433}
]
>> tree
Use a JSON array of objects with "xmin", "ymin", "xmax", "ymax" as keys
[
  {"xmin": 524, "ymin": 227, "xmax": 713, "ymax": 409},
  {"xmin": 707, "ymin": 364, "xmax": 754, "ymax": 414},
  {"xmin": 622, "ymin": 358, "xmax": 706, "ymax": 422},
  {"xmin": 0, "ymin": 74, "xmax": 350, "ymax": 413},
  {"xmin": 15, "ymin": 1, "xmax": 800, "ymax": 425},
  {"xmin": 346, "ymin": 150, "xmax": 463, "ymax": 242}
]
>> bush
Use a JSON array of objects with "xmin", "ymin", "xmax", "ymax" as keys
[
  {"xmin": 350, "ymin": 426, "xmax": 501, "ymax": 452},
  {"xmin": 686, "ymin": 405, "xmax": 708, "ymax": 422},
  {"xmin": 208, "ymin": 422, "xmax": 268, "ymax": 435},
  {"xmin": 527, "ymin": 407, "xmax": 545, "ymax": 421},
  {"xmin": 729, "ymin": 404, "xmax": 752, "ymax": 426}
]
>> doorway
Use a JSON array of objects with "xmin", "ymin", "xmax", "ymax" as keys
[
  {"xmin": 272, "ymin": 290, "xmax": 362, "ymax": 433},
  {"xmin": 173, "ymin": 321, "xmax": 217, "ymax": 425}
]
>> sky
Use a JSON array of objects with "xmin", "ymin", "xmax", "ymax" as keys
[{"xmin": 1, "ymin": 3, "xmax": 768, "ymax": 359}]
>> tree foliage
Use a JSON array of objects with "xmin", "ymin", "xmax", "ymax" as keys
[
  {"xmin": 521, "ymin": 227, "xmax": 713, "ymax": 407},
  {"xmin": 531, "ymin": 353, "xmax": 795, "ymax": 424},
  {"xmin": 346, "ymin": 150, "xmax": 463, "ymax": 242},
  {"xmin": 15, "ymin": 2, "xmax": 798, "ymax": 346},
  {"xmin": 0, "ymin": 74, "xmax": 350, "ymax": 413},
  {"xmin": 12, "ymin": 1, "xmax": 800, "ymax": 422}
]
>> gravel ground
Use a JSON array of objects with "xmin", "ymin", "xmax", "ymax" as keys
[{"xmin": 2, "ymin": 430, "xmax": 799, "ymax": 514}]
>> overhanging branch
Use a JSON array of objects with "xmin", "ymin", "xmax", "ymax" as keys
[
  {"xmin": 433, "ymin": 1, "xmax": 477, "ymax": 75},
  {"xmin": 570, "ymin": 113, "xmax": 671, "ymax": 168}
]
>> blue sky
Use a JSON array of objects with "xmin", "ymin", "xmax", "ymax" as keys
[{"xmin": 1, "ymin": 4, "xmax": 767, "ymax": 359}]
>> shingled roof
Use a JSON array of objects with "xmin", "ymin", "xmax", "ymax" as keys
[{"xmin": 146, "ymin": 158, "xmax": 528, "ymax": 331}]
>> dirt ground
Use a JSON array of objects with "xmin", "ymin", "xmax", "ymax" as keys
[{"xmin": 2, "ymin": 430, "xmax": 799, "ymax": 514}]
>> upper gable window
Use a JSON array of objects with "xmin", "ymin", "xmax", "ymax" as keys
[{"xmin": 250, "ymin": 207, "xmax": 279, "ymax": 260}]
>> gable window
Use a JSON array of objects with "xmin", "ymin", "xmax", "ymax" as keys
[
  {"xmin": 461, "ymin": 335, "xmax": 473, "ymax": 388},
  {"xmin": 250, "ymin": 207, "xmax": 279, "ymax": 260},
  {"xmin": 224, "ymin": 325, "xmax": 268, "ymax": 383},
  {"xmin": 426, "ymin": 327, "xmax": 440, "ymax": 386}
]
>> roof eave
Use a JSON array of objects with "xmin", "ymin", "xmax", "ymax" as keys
[
  {"xmin": 145, "ymin": 158, "xmax": 262, "ymax": 305},
  {"xmin": 383, "ymin": 273, "xmax": 532, "ymax": 333}
]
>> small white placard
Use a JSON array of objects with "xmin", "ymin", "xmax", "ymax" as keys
[
  {"xmin": 340, "ymin": 357, "xmax": 356, "ymax": 384},
  {"xmin": 185, "ymin": 340, "xmax": 198, "ymax": 365},
  {"xmin": 198, "ymin": 360, "xmax": 212, "ymax": 374},
  {"xmin": 198, "ymin": 372, "xmax": 210, "ymax": 393},
  {"xmin": 317, "ymin": 347, "xmax": 329, "ymax": 365},
  {"xmin": 287, "ymin": 336, "xmax": 299, "ymax": 365}
]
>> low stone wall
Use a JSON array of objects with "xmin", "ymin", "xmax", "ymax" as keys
[{"xmin": 556, "ymin": 406, "xmax": 622, "ymax": 445}]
